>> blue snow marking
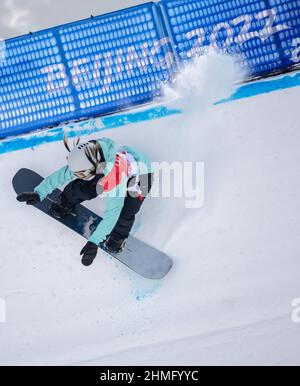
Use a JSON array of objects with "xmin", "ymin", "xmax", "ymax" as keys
[
  {"xmin": 1, "ymin": 71, "xmax": 300, "ymax": 155},
  {"xmin": 216, "ymin": 71, "xmax": 300, "ymax": 104},
  {"xmin": 135, "ymin": 281, "xmax": 162, "ymax": 302},
  {"xmin": 0, "ymin": 106, "xmax": 181, "ymax": 155}
]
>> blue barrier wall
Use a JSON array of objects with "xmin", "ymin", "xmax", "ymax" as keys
[
  {"xmin": 269, "ymin": 0, "xmax": 300, "ymax": 67},
  {"xmin": 0, "ymin": 0, "xmax": 300, "ymax": 138},
  {"xmin": 0, "ymin": 3, "xmax": 174, "ymax": 138},
  {"xmin": 160, "ymin": 0, "xmax": 300, "ymax": 75}
]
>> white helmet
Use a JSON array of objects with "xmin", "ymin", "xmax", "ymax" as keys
[{"xmin": 67, "ymin": 141, "xmax": 104, "ymax": 179}]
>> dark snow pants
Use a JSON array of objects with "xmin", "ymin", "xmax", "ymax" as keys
[{"xmin": 60, "ymin": 174, "xmax": 153, "ymax": 241}]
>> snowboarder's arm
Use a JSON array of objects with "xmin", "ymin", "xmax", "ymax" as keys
[
  {"xmin": 88, "ymin": 179, "xmax": 127, "ymax": 245},
  {"xmin": 34, "ymin": 166, "xmax": 75, "ymax": 201}
]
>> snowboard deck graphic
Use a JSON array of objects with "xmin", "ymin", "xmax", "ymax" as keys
[{"xmin": 12, "ymin": 169, "xmax": 173, "ymax": 280}]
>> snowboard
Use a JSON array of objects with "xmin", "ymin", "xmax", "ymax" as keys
[{"xmin": 12, "ymin": 169, "xmax": 173, "ymax": 280}]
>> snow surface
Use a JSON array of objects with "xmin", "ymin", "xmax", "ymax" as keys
[{"xmin": 0, "ymin": 54, "xmax": 300, "ymax": 365}]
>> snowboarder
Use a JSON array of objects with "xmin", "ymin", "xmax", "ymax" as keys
[{"xmin": 16, "ymin": 137, "xmax": 153, "ymax": 267}]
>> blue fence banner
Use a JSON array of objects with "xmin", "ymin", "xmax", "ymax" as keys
[
  {"xmin": 268, "ymin": 0, "xmax": 300, "ymax": 67},
  {"xmin": 0, "ymin": 3, "xmax": 173, "ymax": 138},
  {"xmin": 0, "ymin": 0, "xmax": 300, "ymax": 138},
  {"xmin": 160, "ymin": 0, "xmax": 300, "ymax": 75}
]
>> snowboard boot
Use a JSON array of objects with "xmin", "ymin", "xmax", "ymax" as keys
[
  {"xmin": 50, "ymin": 200, "xmax": 73, "ymax": 219},
  {"xmin": 103, "ymin": 235, "xmax": 126, "ymax": 254}
]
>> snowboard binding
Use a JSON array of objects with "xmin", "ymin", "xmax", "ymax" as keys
[
  {"xmin": 50, "ymin": 201, "xmax": 73, "ymax": 219},
  {"xmin": 101, "ymin": 235, "xmax": 127, "ymax": 254}
]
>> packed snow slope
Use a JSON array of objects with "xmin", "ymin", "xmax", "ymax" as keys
[{"xmin": 0, "ymin": 54, "xmax": 300, "ymax": 365}]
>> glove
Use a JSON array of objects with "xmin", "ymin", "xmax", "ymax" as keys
[
  {"xmin": 80, "ymin": 241, "xmax": 98, "ymax": 267},
  {"xmin": 17, "ymin": 192, "xmax": 41, "ymax": 205}
]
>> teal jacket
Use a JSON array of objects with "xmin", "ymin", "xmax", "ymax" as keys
[{"xmin": 34, "ymin": 138, "xmax": 152, "ymax": 245}]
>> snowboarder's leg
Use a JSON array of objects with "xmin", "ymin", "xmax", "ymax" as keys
[
  {"xmin": 61, "ymin": 175, "xmax": 103, "ymax": 207},
  {"xmin": 51, "ymin": 175, "xmax": 103, "ymax": 218},
  {"xmin": 105, "ymin": 174, "xmax": 153, "ymax": 253}
]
